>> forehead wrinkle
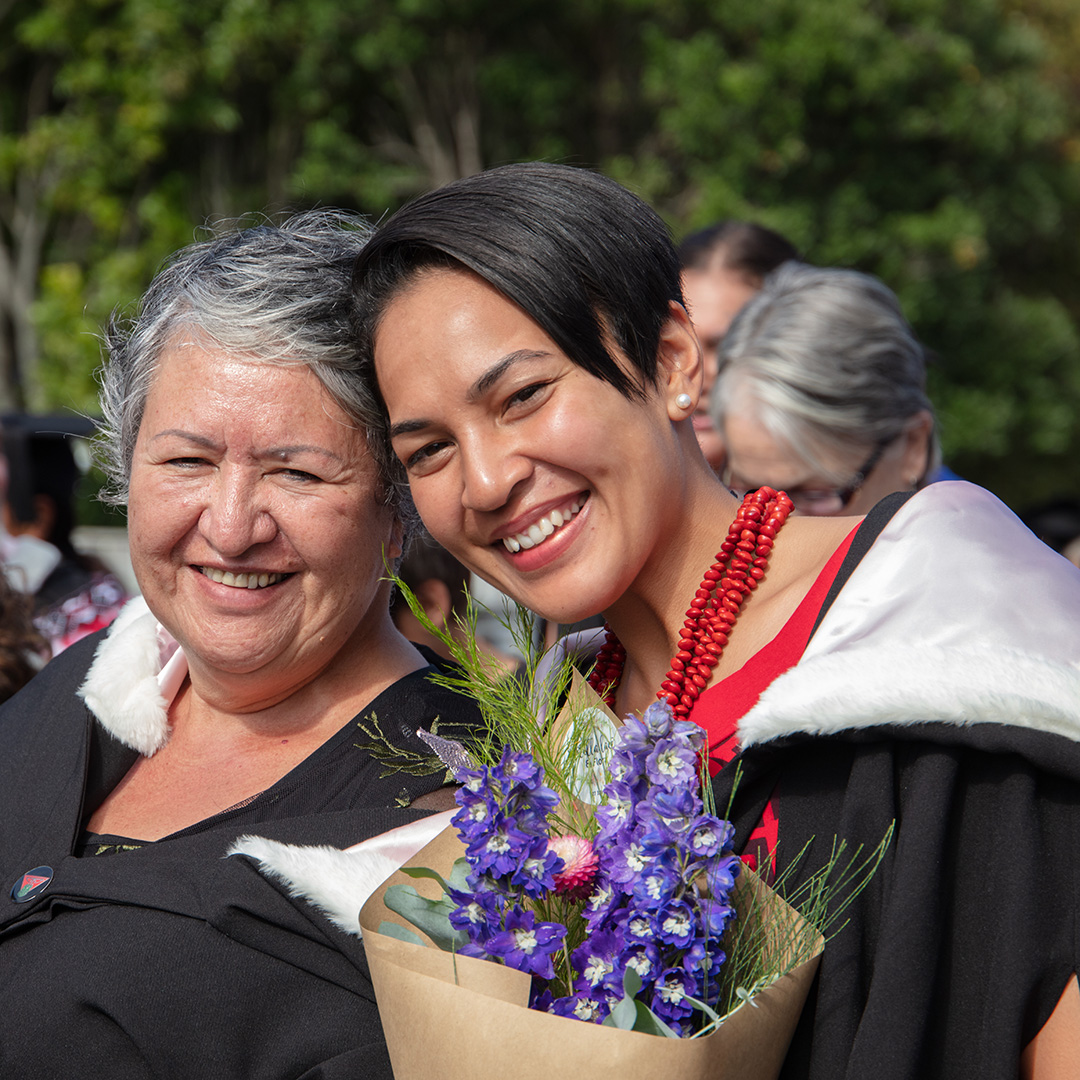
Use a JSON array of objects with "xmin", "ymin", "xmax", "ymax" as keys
[{"xmin": 151, "ymin": 429, "xmax": 219, "ymax": 449}]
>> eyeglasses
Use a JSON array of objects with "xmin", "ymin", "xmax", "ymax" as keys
[{"xmin": 723, "ymin": 438, "xmax": 892, "ymax": 516}]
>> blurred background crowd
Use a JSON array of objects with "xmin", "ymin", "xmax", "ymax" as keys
[{"xmin": 1, "ymin": 0, "xmax": 1078, "ymax": 694}]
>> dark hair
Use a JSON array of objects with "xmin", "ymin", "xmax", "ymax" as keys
[
  {"xmin": 2, "ymin": 416, "xmax": 94, "ymax": 563},
  {"xmin": 0, "ymin": 572, "xmax": 46, "ymax": 702},
  {"xmin": 677, "ymin": 221, "xmax": 799, "ymax": 283},
  {"xmin": 390, "ymin": 535, "xmax": 470, "ymax": 618},
  {"xmin": 352, "ymin": 162, "xmax": 684, "ymax": 419}
]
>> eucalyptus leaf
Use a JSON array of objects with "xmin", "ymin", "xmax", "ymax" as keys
[
  {"xmin": 376, "ymin": 921, "xmax": 427, "ymax": 948},
  {"xmin": 399, "ymin": 866, "xmax": 451, "ymax": 893},
  {"xmin": 602, "ymin": 967, "xmax": 643, "ymax": 1031},
  {"xmin": 383, "ymin": 884, "xmax": 467, "ymax": 951},
  {"xmin": 631, "ymin": 1000, "xmax": 681, "ymax": 1038},
  {"xmin": 447, "ymin": 857, "xmax": 472, "ymax": 893}
]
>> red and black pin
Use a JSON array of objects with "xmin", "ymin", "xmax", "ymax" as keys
[{"xmin": 11, "ymin": 866, "xmax": 52, "ymax": 903}]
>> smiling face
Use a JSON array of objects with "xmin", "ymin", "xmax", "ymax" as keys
[
  {"xmin": 127, "ymin": 341, "xmax": 401, "ymax": 690},
  {"xmin": 373, "ymin": 268, "xmax": 695, "ymax": 625}
]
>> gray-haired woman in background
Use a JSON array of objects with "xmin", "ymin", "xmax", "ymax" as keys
[
  {"xmin": 712, "ymin": 262, "xmax": 939, "ymax": 516},
  {"xmin": 0, "ymin": 212, "xmax": 481, "ymax": 1080}
]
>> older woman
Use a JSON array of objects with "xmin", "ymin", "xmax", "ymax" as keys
[
  {"xmin": 712, "ymin": 262, "xmax": 939, "ymax": 515},
  {"xmin": 352, "ymin": 162, "xmax": 1080, "ymax": 1080},
  {"xmin": 0, "ymin": 212, "xmax": 482, "ymax": 1079}
]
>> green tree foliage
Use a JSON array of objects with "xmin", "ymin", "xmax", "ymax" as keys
[{"xmin": 1, "ymin": 0, "xmax": 1077, "ymax": 504}]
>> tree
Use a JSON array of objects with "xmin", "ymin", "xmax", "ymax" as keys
[{"xmin": 1, "ymin": 0, "xmax": 1078, "ymax": 505}]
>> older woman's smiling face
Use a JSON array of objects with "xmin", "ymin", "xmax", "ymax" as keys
[{"xmin": 128, "ymin": 340, "xmax": 400, "ymax": 690}]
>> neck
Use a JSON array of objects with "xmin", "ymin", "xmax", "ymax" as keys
[
  {"xmin": 602, "ymin": 475, "xmax": 743, "ymax": 717},
  {"xmin": 179, "ymin": 617, "xmax": 426, "ymax": 741}
]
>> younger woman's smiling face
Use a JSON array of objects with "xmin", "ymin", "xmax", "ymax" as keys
[{"xmin": 373, "ymin": 267, "xmax": 694, "ymax": 625}]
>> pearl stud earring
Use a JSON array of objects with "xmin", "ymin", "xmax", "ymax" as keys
[{"xmin": 675, "ymin": 393, "xmax": 693, "ymax": 410}]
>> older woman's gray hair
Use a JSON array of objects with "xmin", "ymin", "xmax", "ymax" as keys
[
  {"xmin": 712, "ymin": 262, "xmax": 941, "ymax": 484},
  {"xmin": 98, "ymin": 210, "xmax": 414, "ymax": 530}
]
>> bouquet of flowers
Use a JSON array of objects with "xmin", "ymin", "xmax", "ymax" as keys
[{"xmin": 357, "ymin": 593, "xmax": 887, "ymax": 1079}]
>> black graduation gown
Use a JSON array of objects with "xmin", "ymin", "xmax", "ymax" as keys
[
  {"xmin": 0, "ymin": 630, "xmax": 482, "ymax": 1080},
  {"xmin": 714, "ymin": 495, "xmax": 1080, "ymax": 1080}
]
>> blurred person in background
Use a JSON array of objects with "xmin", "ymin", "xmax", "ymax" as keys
[
  {"xmin": 0, "ymin": 569, "xmax": 47, "ymax": 702},
  {"xmin": 678, "ymin": 221, "xmax": 799, "ymax": 471},
  {"xmin": 391, "ymin": 533, "xmax": 522, "ymax": 675},
  {"xmin": 711, "ymin": 262, "xmax": 938, "ymax": 516},
  {"xmin": 1, "ymin": 415, "xmax": 127, "ymax": 652},
  {"xmin": 1020, "ymin": 498, "xmax": 1080, "ymax": 569}
]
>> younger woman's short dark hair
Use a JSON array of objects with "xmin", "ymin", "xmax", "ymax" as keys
[{"xmin": 351, "ymin": 162, "xmax": 685, "ymax": 405}]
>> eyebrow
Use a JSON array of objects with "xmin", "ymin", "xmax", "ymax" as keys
[
  {"xmin": 150, "ymin": 431, "xmax": 342, "ymax": 463},
  {"xmin": 469, "ymin": 349, "xmax": 550, "ymax": 400},
  {"xmin": 388, "ymin": 349, "xmax": 551, "ymax": 440},
  {"xmin": 263, "ymin": 444, "xmax": 343, "ymax": 463}
]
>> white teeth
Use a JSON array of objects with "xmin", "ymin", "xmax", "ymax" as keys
[
  {"xmin": 201, "ymin": 567, "xmax": 286, "ymax": 589},
  {"xmin": 502, "ymin": 496, "xmax": 584, "ymax": 554}
]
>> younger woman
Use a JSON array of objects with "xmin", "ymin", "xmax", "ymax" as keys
[{"xmin": 352, "ymin": 162, "xmax": 1080, "ymax": 1080}]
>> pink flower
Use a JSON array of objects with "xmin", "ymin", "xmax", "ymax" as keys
[{"xmin": 549, "ymin": 834, "xmax": 599, "ymax": 900}]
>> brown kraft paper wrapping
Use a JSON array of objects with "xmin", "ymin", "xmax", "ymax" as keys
[{"xmin": 359, "ymin": 825, "xmax": 822, "ymax": 1080}]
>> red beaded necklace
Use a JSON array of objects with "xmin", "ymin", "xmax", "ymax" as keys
[{"xmin": 587, "ymin": 487, "xmax": 794, "ymax": 717}]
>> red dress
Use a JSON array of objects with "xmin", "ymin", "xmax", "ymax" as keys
[{"xmin": 693, "ymin": 526, "xmax": 858, "ymax": 872}]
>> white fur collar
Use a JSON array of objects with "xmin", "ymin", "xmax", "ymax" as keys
[
  {"xmin": 228, "ymin": 811, "xmax": 453, "ymax": 937},
  {"xmin": 739, "ymin": 483, "xmax": 1080, "ymax": 748},
  {"xmin": 77, "ymin": 596, "xmax": 186, "ymax": 756}
]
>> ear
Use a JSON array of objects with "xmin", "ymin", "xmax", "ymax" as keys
[
  {"xmin": 900, "ymin": 410, "xmax": 934, "ymax": 487},
  {"xmin": 386, "ymin": 518, "xmax": 405, "ymax": 563},
  {"xmin": 656, "ymin": 301, "xmax": 705, "ymax": 422}
]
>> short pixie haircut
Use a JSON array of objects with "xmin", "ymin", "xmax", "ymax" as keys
[
  {"xmin": 98, "ymin": 210, "xmax": 399, "ymax": 512},
  {"xmin": 713, "ymin": 262, "xmax": 940, "ymax": 482},
  {"xmin": 351, "ymin": 162, "xmax": 685, "ymax": 417}
]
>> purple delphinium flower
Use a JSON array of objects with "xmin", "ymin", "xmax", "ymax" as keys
[
  {"xmin": 584, "ymin": 699, "xmax": 741, "ymax": 1036},
  {"xmin": 688, "ymin": 814, "xmax": 733, "ymax": 859},
  {"xmin": 447, "ymin": 885, "xmax": 503, "ymax": 943},
  {"xmin": 445, "ymin": 702, "xmax": 741, "ymax": 1036},
  {"xmin": 645, "ymin": 734, "xmax": 700, "ymax": 791},
  {"xmin": 551, "ymin": 993, "xmax": 609, "ymax": 1024},
  {"xmin": 570, "ymin": 928, "xmax": 626, "ymax": 998},
  {"xmin": 510, "ymin": 835, "xmax": 563, "ymax": 898},
  {"xmin": 485, "ymin": 907, "xmax": 566, "ymax": 980},
  {"xmin": 651, "ymin": 965, "xmax": 698, "ymax": 1028},
  {"xmin": 654, "ymin": 899, "xmax": 697, "ymax": 949}
]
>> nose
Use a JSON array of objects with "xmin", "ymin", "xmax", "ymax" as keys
[
  {"xmin": 199, "ymin": 466, "xmax": 277, "ymax": 557},
  {"xmin": 459, "ymin": 432, "xmax": 532, "ymax": 514}
]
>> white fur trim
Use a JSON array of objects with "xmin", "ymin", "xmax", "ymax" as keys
[
  {"xmin": 738, "ymin": 484, "xmax": 1080, "ymax": 748},
  {"xmin": 740, "ymin": 645, "xmax": 1080, "ymax": 747},
  {"xmin": 228, "ymin": 811, "xmax": 454, "ymax": 937},
  {"xmin": 77, "ymin": 596, "xmax": 178, "ymax": 756}
]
